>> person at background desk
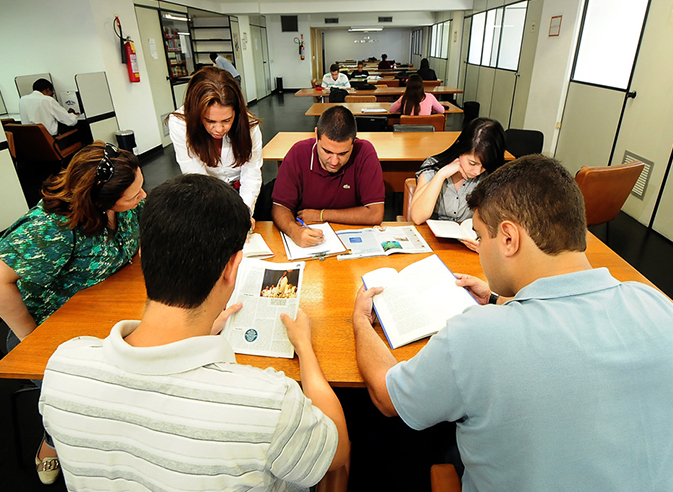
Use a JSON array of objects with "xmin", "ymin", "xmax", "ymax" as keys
[
  {"xmin": 19, "ymin": 78, "xmax": 77, "ymax": 136},
  {"xmin": 168, "ymin": 66, "xmax": 262, "ymax": 224},
  {"xmin": 272, "ymin": 106, "xmax": 385, "ymax": 247},
  {"xmin": 378, "ymin": 54, "xmax": 394, "ymax": 70},
  {"xmin": 354, "ymin": 155, "xmax": 673, "ymax": 491},
  {"xmin": 209, "ymin": 52, "xmax": 242, "ymax": 85},
  {"xmin": 322, "ymin": 63, "xmax": 351, "ymax": 89},
  {"xmin": 350, "ymin": 61, "xmax": 369, "ymax": 79},
  {"xmin": 389, "ymin": 74, "xmax": 445, "ymax": 116},
  {"xmin": 409, "ymin": 117, "xmax": 505, "ymax": 251},
  {"xmin": 0, "ymin": 141, "xmax": 145, "ymax": 484},
  {"xmin": 416, "ymin": 58, "xmax": 438, "ymax": 81},
  {"xmin": 40, "ymin": 174, "xmax": 349, "ymax": 490}
]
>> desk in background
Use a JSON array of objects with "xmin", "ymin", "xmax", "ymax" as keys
[
  {"xmin": 304, "ymin": 102, "xmax": 463, "ymax": 117},
  {"xmin": 263, "ymin": 132, "xmax": 514, "ymax": 192},
  {"xmin": 0, "ymin": 223, "xmax": 655, "ymax": 385},
  {"xmin": 296, "ymin": 86, "xmax": 463, "ymax": 102}
]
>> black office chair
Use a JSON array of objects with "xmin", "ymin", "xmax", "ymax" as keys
[
  {"xmin": 504, "ymin": 129, "xmax": 544, "ymax": 158},
  {"xmin": 393, "ymin": 124, "xmax": 435, "ymax": 132},
  {"xmin": 355, "ymin": 115, "xmax": 389, "ymax": 132}
]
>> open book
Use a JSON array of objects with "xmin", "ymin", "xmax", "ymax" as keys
[
  {"xmin": 426, "ymin": 218, "xmax": 478, "ymax": 241},
  {"xmin": 243, "ymin": 233, "xmax": 274, "ymax": 259},
  {"xmin": 362, "ymin": 254, "xmax": 477, "ymax": 349},
  {"xmin": 281, "ymin": 222, "xmax": 347, "ymax": 260},
  {"xmin": 337, "ymin": 225, "xmax": 432, "ymax": 260},
  {"xmin": 222, "ymin": 258, "xmax": 305, "ymax": 358}
]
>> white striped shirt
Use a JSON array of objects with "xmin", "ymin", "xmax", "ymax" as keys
[{"xmin": 40, "ymin": 321, "xmax": 338, "ymax": 491}]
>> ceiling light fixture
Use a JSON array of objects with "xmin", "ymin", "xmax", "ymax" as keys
[{"xmin": 348, "ymin": 27, "xmax": 383, "ymax": 32}]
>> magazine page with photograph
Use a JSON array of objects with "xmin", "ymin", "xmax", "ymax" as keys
[
  {"xmin": 337, "ymin": 225, "xmax": 432, "ymax": 259},
  {"xmin": 223, "ymin": 258, "xmax": 305, "ymax": 358}
]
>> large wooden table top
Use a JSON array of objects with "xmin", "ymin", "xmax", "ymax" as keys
[
  {"xmin": 0, "ymin": 223, "xmax": 658, "ymax": 384},
  {"xmin": 295, "ymin": 86, "xmax": 463, "ymax": 98},
  {"xmin": 263, "ymin": 132, "xmax": 515, "ymax": 162},
  {"xmin": 304, "ymin": 102, "xmax": 463, "ymax": 116}
]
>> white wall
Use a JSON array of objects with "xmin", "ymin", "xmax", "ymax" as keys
[
  {"xmin": 523, "ymin": 0, "xmax": 585, "ymax": 155},
  {"xmin": 0, "ymin": 128, "xmax": 28, "ymax": 230},
  {"xmin": 266, "ymin": 15, "xmax": 313, "ymax": 90},
  {"xmin": 323, "ymin": 29, "xmax": 413, "ymax": 67},
  {"xmin": 0, "ymin": 0, "xmax": 163, "ymax": 154}
]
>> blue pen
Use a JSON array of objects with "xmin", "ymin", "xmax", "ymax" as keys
[{"xmin": 296, "ymin": 217, "xmax": 310, "ymax": 228}]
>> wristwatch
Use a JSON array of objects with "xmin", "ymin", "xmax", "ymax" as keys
[{"xmin": 488, "ymin": 292, "xmax": 499, "ymax": 305}]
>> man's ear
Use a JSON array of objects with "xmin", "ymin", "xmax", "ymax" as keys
[
  {"xmin": 499, "ymin": 220, "xmax": 521, "ymax": 258},
  {"xmin": 222, "ymin": 250, "xmax": 243, "ymax": 286},
  {"xmin": 314, "ymin": 128, "xmax": 319, "ymax": 142}
]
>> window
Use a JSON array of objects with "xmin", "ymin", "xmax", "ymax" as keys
[
  {"xmin": 572, "ymin": 0, "xmax": 648, "ymax": 89},
  {"xmin": 430, "ymin": 20, "xmax": 450, "ymax": 59},
  {"xmin": 411, "ymin": 29, "xmax": 422, "ymax": 56},
  {"xmin": 467, "ymin": 1, "xmax": 527, "ymax": 70}
]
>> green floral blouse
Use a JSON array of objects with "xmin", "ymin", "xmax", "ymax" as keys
[{"xmin": 0, "ymin": 200, "xmax": 143, "ymax": 325}]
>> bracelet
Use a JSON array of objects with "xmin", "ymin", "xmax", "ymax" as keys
[
  {"xmin": 488, "ymin": 292, "xmax": 499, "ymax": 305},
  {"xmin": 320, "ymin": 209, "xmax": 325, "ymax": 222}
]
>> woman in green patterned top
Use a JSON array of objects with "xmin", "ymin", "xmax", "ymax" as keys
[{"xmin": 0, "ymin": 141, "xmax": 145, "ymax": 483}]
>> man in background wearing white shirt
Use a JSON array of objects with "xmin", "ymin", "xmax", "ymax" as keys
[
  {"xmin": 19, "ymin": 79, "xmax": 77, "ymax": 136},
  {"xmin": 209, "ymin": 52, "xmax": 241, "ymax": 85}
]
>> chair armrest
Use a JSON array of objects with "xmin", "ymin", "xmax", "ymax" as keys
[{"xmin": 54, "ymin": 129, "xmax": 79, "ymax": 141}]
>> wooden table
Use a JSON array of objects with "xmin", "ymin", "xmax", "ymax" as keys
[
  {"xmin": 0, "ymin": 223, "xmax": 655, "ymax": 386},
  {"xmin": 296, "ymin": 86, "xmax": 463, "ymax": 101},
  {"xmin": 304, "ymin": 102, "xmax": 463, "ymax": 116},
  {"xmin": 263, "ymin": 132, "xmax": 515, "ymax": 192}
]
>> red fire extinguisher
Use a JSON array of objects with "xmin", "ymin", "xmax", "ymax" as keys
[
  {"xmin": 299, "ymin": 34, "xmax": 305, "ymax": 60},
  {"xmin": 125, "ymin": 40, "xmax": 141, "ymax": 83}
]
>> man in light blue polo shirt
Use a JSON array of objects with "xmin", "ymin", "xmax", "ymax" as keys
[{"xmin": 352, "ymin": 155, "xmax": 673, "ymax": 491}]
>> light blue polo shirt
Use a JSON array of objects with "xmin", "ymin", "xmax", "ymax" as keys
[{"xmin": 387, "ymin": 268, "xmax": 673, "ymax": 491}]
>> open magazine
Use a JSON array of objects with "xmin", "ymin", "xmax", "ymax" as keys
[
  {"xmin": 222, "ymin": 258, "xmax": 304, "ymax": 358},
  {"xmin": 362, "ymin": 254, "xmax": 477, "ymax": 349},
  {"xmin": 337, "ymin": 225, "xmax": 432, "ymax": 259}
]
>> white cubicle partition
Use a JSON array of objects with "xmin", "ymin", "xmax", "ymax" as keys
[
  {"xmin": 0, "ymin": 127, "xmax": 28, "ymax": 230},
  {"xmin": 75, "ymin": 72, "xmax": 119, "ymax": 144},
  {"xmin": 15, "ymin": 73, "xmax": 53, "ymax": 97}
]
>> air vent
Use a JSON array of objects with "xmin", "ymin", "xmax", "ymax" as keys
[
  {"xmin": 378, "ymin": 16, "xmax": 393, "ymax": 23},
  {"xmin": 281, "ymin": 15, "xmax": 298, "ymax": 32},
  {"xmin": 325, "ymin": 18, "xmax": 339, "ymax": 24},
  {"xmin": 622, "ymin": 150, "xmax": 652, "ymax": 200}
]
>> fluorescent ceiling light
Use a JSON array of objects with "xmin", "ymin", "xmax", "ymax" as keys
[
  {"xmin": 348, "ymin": 27, "xmax": 383, "ymax": 32},
  {"xmin": 177, "ymin": 32, "xmax": 190, "ymax": 36},
  {"xmin": 164, "ymin": 14, "xmax": 188, "ymax": 21}
]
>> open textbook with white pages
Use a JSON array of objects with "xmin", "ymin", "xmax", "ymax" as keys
[
  {"xmin": 222, "ymin": 258, "xmax": 305, "ymax": 358},
  {"xmin": 281, "ymin": 222, "xmax": 347, "ymax": 260},
  {"xmin": 426, "ymin": 218, "xmax": 478, "ymax": 241},
  {"xmin": 336, "ymin": 225, "xmax": 432, "ymax": 260}
]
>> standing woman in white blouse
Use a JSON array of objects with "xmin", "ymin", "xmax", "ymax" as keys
[{"xmin": 168, "ymin": 66, "xmax": 262, "ymax": 225}]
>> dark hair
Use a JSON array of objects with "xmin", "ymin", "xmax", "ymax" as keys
[
  {"xmin": 420, "ymin": 58, "xmax": 430, "ymax": 70},
  {"xmin": 209, "ymin": 52, "xmax": 218, "ymax": 61},
  {"xmin": 170, "ymin": 66, "xmax": 259, "ymax": 168},
  {"xmin": 33, "ymin": 78, "xmax": 54, "ymax": 92},
  {"xmin": 330, "ymin": 63, "xmax": 340, "ymax": 73},
  {"xmin": 421, "ymin": 117, "xmax": 505, "ymax": 174},
  {"xmin": 140, "ymin": 174, "xmax": 250, "ymax": 309},
  {"xmin": 467, "ymin": 155, "xmax": 587, "ymax": 254},
  {"xmin": 316, "ymin": 106, "xmax": 357, "ymax": 142},
  {"xmin": 381, "ymin": 54, "xmax": 388, "ymax": 60},
  {"xmin": 400, "ymin": 74, "xmax": 425, "ymax": 115},
  {"xmin": 41, "ymin": 141, "xmax": 140, "ymax": 236}
]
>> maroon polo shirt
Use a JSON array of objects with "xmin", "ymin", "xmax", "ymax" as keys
[{"xmin": 272, "ymin": 138, "xmax": 385, "ymax": 212}]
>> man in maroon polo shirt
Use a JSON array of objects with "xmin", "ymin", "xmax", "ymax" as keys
[{"xmin": 272, "ymin": 106, "xmax": 385, "ymax": 248}]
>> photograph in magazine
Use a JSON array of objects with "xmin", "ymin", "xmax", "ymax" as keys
[{"xmin": 223, "ymin": 259, "xmax": 305, "ymax": 358}]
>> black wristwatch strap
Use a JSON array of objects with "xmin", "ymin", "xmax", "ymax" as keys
[{"xmin": 488, "ymin": 292, "xmax": 499, "ymax": 305}]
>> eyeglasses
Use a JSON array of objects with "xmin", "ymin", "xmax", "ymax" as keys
[{"xmin": 95, "ymin": 143, "xmax": 120, "ymax": 186}]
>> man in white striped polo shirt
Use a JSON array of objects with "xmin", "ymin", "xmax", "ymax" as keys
[{"xmin": 39, "ymin": 174, "xmax": 349, "ymax": 491}]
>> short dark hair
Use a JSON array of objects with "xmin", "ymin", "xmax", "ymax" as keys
[
  {"xmin": 209, "ymin": 52, "xmax": 218, "ymax": 61},
  {"xmin": 467, "ymin": 155, "xmax": 587, "ymax": 255},
  {"xmin": 381, "ymin": 54, "xmax": 388, "ymax": 60},
  {"xmin": 330, "ymin": 63, "xmax": 340, "ymax": 73},
  {"xmin": 140, "ymin": 174, "xmax": 250, "ymax": 309},
  {"xmin": 33, "ymin": 78, "xmax": 54, "ymax": 92},
  {"xmin": 316, "ymin": 106, "xmax": 357, "ymax": 142}
]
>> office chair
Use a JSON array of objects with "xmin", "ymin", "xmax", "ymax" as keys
[
  {"xmin": 355, "ymin": 115, "xmax": 389, "ymax": 132},
  {"xmin": 396, "ymin": 177, "xmax": 417, "ymax": 222},
  {"xmin": 400, "ymin": 114, "xmax": 445, "ymax": 132},
  {"xmin": 6, "ymin": 131, "xmax": 16, "ymax": 160},
  {"xmin": 4, "ymin": 123, "xmax": 82, "ymax": 166},
  {"xmin": 504, "ymin": 128, "xmax": 544, "ymax": 158},
  {"xmin": 575, "ymin": 161, "xmax": 645, "ymax": 226},
  {"xmin": 345, "ymin": 95, "xmax": 377, "ymax": 102},
  {"xmin": 393, "ymin": 124, "xmax": 435, "ymax": 133}
]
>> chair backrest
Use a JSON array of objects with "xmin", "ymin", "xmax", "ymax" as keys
[
  {"xmin": 5, "ymin": 131, "xmax": 16, "ymax": 159},
  {"xmin": 504, "ymin": 128, "xmax": 544, "ymax": 158},
  {"xmin": 355, "ymin": 115, "xmax": 389, "ymax": 132},
  {"xmin": 1, "ymin": 118, "xmax": 17, "ymax": 129},
  {"xmin": 345, "ymin": 95, "xmax": 377, "ymax": 102},
  {"xmin": 378, "ymin": 79, "xmax": 400, "ymax": 87},
  {"xmin": 575, "ymin": 161, "xmax": 645, "ymax": 226},
  {"xmin": 328, "ymin": 88, "xmax": 349, "ymax": 103},
  {"xmin": 400, "ymin": 114, "xmax": 445, "ymax": 132},
  {"xmin": 393, "ymin": 124, "xmax": 435, "ymax": 133},
  {"xmin": 310, "ymin": 78, "xmax": 319, "ymax": 88},
  {"xmin": 462, "ymin": 101, "xmax": 480, "ymax": 129},
  {"xmin": 4, "ymin": 123, "xmax": 62, "ymax": 161},
  {"xmin": 423, "ymin": 80, "xmax": 442, "ymax": 87},
  {"xmin": 402, "ymin": 178, "xmax": 417, "ymax": 221}
]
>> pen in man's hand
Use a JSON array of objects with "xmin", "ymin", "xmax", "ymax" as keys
[{"xmin": 296, "ymin": 217, "xmax": 313, "ymax": 229}]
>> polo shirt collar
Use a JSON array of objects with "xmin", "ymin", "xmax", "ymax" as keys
[
  {"xmin": 512, "ymin": 267, "xmax": 620, "ymax": 303},
  {"xmin": 103, "ymin": 320, "xmax": 237, "ymax": 375}
]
